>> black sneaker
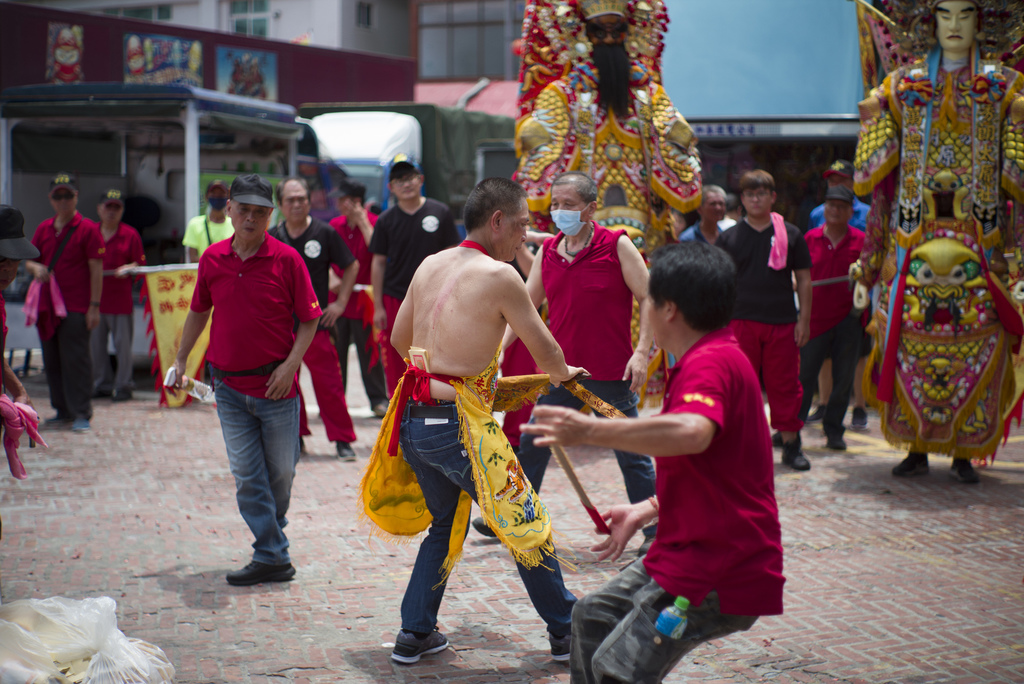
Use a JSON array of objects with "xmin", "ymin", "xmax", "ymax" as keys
[
  {"xmin": 782, "ymin": 439, "xmax": 810, "ymax": 470},
  {"xmin": 851, "ymin": 407, "xmax": 869, "ymax": 431},
  {"xmin": 825, "ymin": 434, "xmax": 847, "ymax": 451},
  {"xmin": 472, "ymin": 516, "xmax": 497, "ymax": 538},
  {"xmin": 372, "ymin": 401, "xmax": 389, "ymax": 418},
  {"xmin": 806, "ymin": 405, "xmax": 825, "ymax": 423},
  {"xmin": 549, "ymin": 632, "xmax": 571, "ymax": 662},
  {"xmin": 336, "ymin": 441, "xmax": 357, "ymax": 461},
  {"xmin": 950, "ymin": 459, "xmax": 980, "ymax": 484},
  {"xmin": 111, "ymin": 388, "xmax": 133, "ymax": 402},
  {"xmin": 892, "ymin": 451, "xmax": 928, "ymax": 477},
  {"xmin": 226, "ymin": 560, "xmax": 296, "ymax": 586},
  {"xmin": 391, "ymin": 629, "xmax": 449, "ymax": 664}
]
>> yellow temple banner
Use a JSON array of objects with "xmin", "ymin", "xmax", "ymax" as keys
[{"xmin": 142, "ymin": 266, "xmax": 211, "ymax": 407}]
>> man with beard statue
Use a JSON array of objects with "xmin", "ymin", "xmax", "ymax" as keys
[{"xmin": 514, "ymin": 0, "xmax": 702, "ymax": 253}]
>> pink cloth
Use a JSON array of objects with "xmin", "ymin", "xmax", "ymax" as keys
[
  {"xmin": 0, "ymin": 394, "xmax": 46, "ymax": 480},
  {"xmin": 767, "ymin": 212, "xmax": 789, "ymax": 271},
  {"xmin": 23, "ymin": 278, "xmax": 68, "ymax": 342}
]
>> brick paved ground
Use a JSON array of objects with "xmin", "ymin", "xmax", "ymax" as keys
[{"xmin": 2, "ymin": 354, "xmax": 1023, "ymax": 683}]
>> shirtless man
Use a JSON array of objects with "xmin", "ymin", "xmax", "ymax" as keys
[{"xmin": 382, "ymin": 177, "xmax": 584, "ymax": 665}]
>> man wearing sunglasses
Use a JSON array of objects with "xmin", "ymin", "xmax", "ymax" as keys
[
  {"xmin": 90, "ymin": 189, "xmax": 145, "ymax": 403},
  {"xmin": 24, "ymin": 173, "xmax": 105, "ymax": 433}
]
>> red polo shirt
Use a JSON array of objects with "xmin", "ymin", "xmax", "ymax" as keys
[
  {"xmin": 804, "ymin": 224, "xmax": 865, "ymax": 339},
  {"xmin": 329, "ymin": 212, "xmax": 377, "ymax": 319},
  {"xmin": 99, "ymin": 222, "xmax": 146, "ymax": 315},
  {"xmin": 643, "ymin": 327, "xmax": 785, "ymax": 616},
  {"xmin": 192, "ymin": 234, "xmax": 321, "ymax": 399},
  {"xmin": 31, "ymin": 213, "xmax": 105, "ymax": 314}
]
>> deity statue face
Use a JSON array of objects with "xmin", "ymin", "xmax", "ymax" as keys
[
  {"xmin": 586, "ymin": 15, "xmax": 628, "ymax": 46},
  {"xmin": 934, "ymin": 0, "xmax": 978, "ymax": 61}
]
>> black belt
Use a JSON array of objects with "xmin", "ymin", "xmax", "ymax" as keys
[
  {"xmin": 408, "ymin": 401, "xmax": 456, "ymax": 419},
  {"xmin": 209, "ymin": 360, "xmax": 285, "ymax": 380}
]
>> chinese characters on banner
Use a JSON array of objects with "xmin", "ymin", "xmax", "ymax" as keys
[
  {"xmin": 47, "ymin": 23, "xmax": 84, "ymax": 84},
  {"xmin": 124, "ymin": 33, "xmax": 202, "ymax": 87},
  {"xmin": 144, "ymin": 268, "xmax": 210, "ymax": 407}
]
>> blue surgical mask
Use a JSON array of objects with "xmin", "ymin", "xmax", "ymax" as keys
[
  {"xmin": 550, "ymin": 209, "xmax": 585, "ymax": 236},
  {"xmin": 208, "ymin": 197, "xmax": 227, "ymax": 211}
]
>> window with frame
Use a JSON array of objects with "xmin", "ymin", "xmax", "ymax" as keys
[
  {"xmin": 231, "ymin": 0, "xmax": 270, "ymax": 38},
  {"xmin": 357, "ymin": 2, "xmax": 373, "ymax": 29},
  {"xmin": 418, "ymin": 1, "xmax": 523, "ymax": 79},
  {"xmin": 102, "ymin": 5, "xmax": 173, "ymax": 21}
]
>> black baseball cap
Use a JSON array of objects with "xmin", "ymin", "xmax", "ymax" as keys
[
  {"xmin": 0, "ymin": 206, "xmax": 41, "ymax": 260},
  {"xmin": 823, "ymin": 160, "xmax": 855, "ymax": 180},
  {"xmin": 205, "ymin": 179, "xmax": 229, "ymax": 195},
  {"xmin": 229, "ymin": 173, "xmax": 274, "ymax": 208},
  {"xmin": 824, "ymin": 185, "xmax": 856, "ymax": 204},
  {"xmin": 49, "ymin": 172, "xmax": 77, "ymax": 195},
  {"xmin": 99, "ymin": 188, "xmax": 125, "ymax": 206},
  {"xmin": 389, "ymin": 160, "xmax": 421, "ymax": 182}
]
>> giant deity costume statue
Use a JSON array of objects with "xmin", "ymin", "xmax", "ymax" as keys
[
  {"xmin": 513, "ymin": 0, "xmax": 702, "ymax": 252},
  {"xmin": 851, "ymin": 0, "xmax": 1024, "ymax": 482}
]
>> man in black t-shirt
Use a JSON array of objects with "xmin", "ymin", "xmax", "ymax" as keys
[
  {"xmin": 271, "ymin": 177, "xmax": 360, "ymax": 460},
  {"xmin": 716, "ymin": 169, "xmax": 813, "ymax": 471},
  {"xmin": 369, "ymin": 161, "xmax": 460, "ymax": 395}
]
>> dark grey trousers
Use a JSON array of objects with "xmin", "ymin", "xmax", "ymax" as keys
[
  {"xmin": 571, "ymin": 559, "xmax": 758, "ymax": 684},
  {"xmin": 40, "ymin": 312, "xmax": 93, "ymax": 420}
]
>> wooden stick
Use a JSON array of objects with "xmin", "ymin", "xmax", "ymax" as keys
[{"xmin": 551, "ymin": 443, "xmax": 611, "ymax": 534}]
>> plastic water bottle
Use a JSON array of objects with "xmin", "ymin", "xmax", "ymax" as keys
[
  {"xmin": 654, "ymin": 596, "xmax": 690, "ymax": 639},
  {"xmin": 163, "ymin": 367, "xmax": 215, "ymax": 403}
]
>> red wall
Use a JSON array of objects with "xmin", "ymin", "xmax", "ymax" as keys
[{"xmin": 0, "ymin": 3, "xmax": 416, "ymax": 106}]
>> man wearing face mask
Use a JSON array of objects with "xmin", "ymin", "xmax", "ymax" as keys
[
  {"xmin": 487, "ymin": 171, "xmax": 658, "ymax": 554},
  {"xmin": 183, "ymin": 179, "xmax": 233, "ymax": 263}
]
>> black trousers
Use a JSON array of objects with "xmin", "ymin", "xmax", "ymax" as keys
[
  {"xmin": 333, "ymin": 315, "xmax": 387, "ymax": 406},
  {"xmin": 40, "ymin": 311, "xmax": 94, "ymax": 421}
]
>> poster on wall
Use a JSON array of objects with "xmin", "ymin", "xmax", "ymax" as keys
[
  {"xmin": 124, "ymin": 33, "xmax": 202, "ymax": 87},
  {"xmin": 215, "ymin": 46, "xmax": 278, "ymax": 101},
  {"xmin": 47, "ymin": 23, "xmax": 84, "ymax": 84}
]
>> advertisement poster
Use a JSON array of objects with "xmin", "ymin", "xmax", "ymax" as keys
[
  {"xmin": 124, "ymin": 32, "xmax": 202, "ymax": 87},
  {"xmin": 216, "ymin": 46, "xmax": 278, "ymax": 101},
  {"xmin": 46, "ymin": 23, "xmax": 84, "ymax": 84}
]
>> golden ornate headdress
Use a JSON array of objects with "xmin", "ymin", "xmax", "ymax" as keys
[
  {"xmin": 875, "ymin": 0, "xmax": 1024, "ymax": 60},
  {"xmin": 579, "ymin": 0, "xmax": 628, "ymax": 19}
]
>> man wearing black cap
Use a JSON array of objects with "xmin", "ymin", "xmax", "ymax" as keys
[
  {"xmin": 183, "ymin": 179, "xmax": 232, "ymax": 263},
  {"xmin": 24, "ymin": 173, "xmax": 105, "ymax": 434},
  {"xmin": 91, "ymin": 189, "xmax": 145, "ymax": 403},
  {"xmin": 806, "ymin": 160, "xmax": 871, "ymax": 232},
  {"xmin": 0, "ymin": 205, "xmax": 40, "ymax": 408},
  {"xmin": 369, "ymin": 161, "xmax": 459, "ymax": 395},
  {"xmin": 328, "ymin": 179, "xmax": 388, "ymax": 417},
  {"xmin": 172, "ymin": 173, "xmax": 321, "ymax": 586},
  {"xmin": 798, "ymin": 185, "xmax": 866, "ymax": 452}
]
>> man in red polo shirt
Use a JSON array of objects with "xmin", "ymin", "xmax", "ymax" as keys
[
  {"xmin": 799, "ymin": 185, "xmax": 865, "ymax": 451},
  {"xmin": 524, "ymin": 242, "xmax": 784, "ymax": 682},
  {"xmin": 172, "ymin": 174, "xmax": 321, "ymax": 587},
  {"xmin": 328, "ymin": 179, "xmax": 388, "ymax": 418},
  {"xmin": 24, "ymin": 172, "xmax": 104, "ymax": 434},
  {"xmin": 90, "ymin": 189, "xmax": 145, "ymax": 403}
]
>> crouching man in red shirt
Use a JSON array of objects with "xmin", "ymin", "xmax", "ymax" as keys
[{"xmin": 525, "ymin": 241, "xmax": 784, "ymax": 683}]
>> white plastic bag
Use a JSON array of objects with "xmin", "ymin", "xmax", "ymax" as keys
[
  {"xmin": 0, "ymin": 597, "xmax": 173, "ymax": 684},
  {"xmin": 0, "ymin": 622, "xmax": 68, "ymax": 683}
]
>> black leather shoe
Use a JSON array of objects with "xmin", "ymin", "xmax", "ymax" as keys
[
  {"xmin": 336, "ymin": 441, "xmax": 356, "ymax": 461},
  {"xmin": 111, "ymin": 389, "xmax": 133, "ymax": 402},
  {"xmin": 782, "ymin": 440, "xmax": 810, "ymax": 470},
  {"xmin": 892, "ymin": 451, "xmax": 928, "ymax": 477},
  {"xmin": 226, "ymin": 560, "xmax": 296, "ymax": 586},
  {"xmin": 825, "ymin": 434, "xmax": 847, "ymax": 451},
  {"xmin": 950, "ymin": 459, "xmax": 980, "ymax": 484},
  {"xmin": 471, "ymin": 516, "xmax": 497, "ymax": 538}
]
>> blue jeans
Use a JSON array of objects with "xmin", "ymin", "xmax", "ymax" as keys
[
  {"xmin": 518, "ymin": 379, "xmax": 657, "ymax": 537},
  {"xmin": 214, "ymin": 381, "xmax": 301, "ymax": 565},
  {"xmin": 399, "ymin": 411, "xmax": 577, "ymax": 636},
  {"xmin": 799, "ymin": 314, "xmax": 863, "ymax": 440}
]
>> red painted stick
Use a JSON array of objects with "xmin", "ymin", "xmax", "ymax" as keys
[{"xmin": 552, "ymin": 444, "xmax": 611, "ymax": 535}]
